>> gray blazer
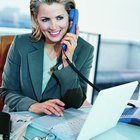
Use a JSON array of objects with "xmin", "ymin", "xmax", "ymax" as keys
[{"xmin": 2, "ymin": 33, "xmax": 94, "ymax": 111}]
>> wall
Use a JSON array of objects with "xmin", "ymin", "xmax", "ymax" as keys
[
  {"xmin": 76, "ymin": 0, "xmax": 140, "ymax": 41},
  {"xmin": 1, "ymin": 0, "xmax": 140, "ymax": 42}
]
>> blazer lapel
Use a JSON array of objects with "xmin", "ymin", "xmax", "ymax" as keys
[
  {"xmin": 27, "ymin": 38, "xmax": 79, "ymax": 100},
  {"xmin": 28, "ymin": 39, "xmax": 44, "ymax": 101}
]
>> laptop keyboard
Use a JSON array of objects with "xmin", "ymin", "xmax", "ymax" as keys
[{"xmin": 52, "ymin": 117, "xmax": 86, "ymax": 139}]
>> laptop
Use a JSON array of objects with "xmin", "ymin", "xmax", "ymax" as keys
[{"xmin": 30, "ymin": 81, "xmax": 138, "ymax": 140}]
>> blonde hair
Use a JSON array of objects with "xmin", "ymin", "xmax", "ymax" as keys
[{"xmin": 30, "ymin": 0, "xmax": 76, "ymax": 41}]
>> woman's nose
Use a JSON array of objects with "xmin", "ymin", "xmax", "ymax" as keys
[{"xmin": 49, "ymin": 20, "xmax": 57, "ymax": 30}]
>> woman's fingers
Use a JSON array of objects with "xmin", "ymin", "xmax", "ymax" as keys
[
  {"xmin": 43, "ymin": 99, "xmax": 65, "ymax": 116},
  {"xmin": 52, "ymin": 99, "xmax": 65, "ymax": 107},
  {"xmin": 29, "ymin": 99, "xmax": 65, "ymax": 116},
  {"xmin": 43, "ymin": 105, "xmax": 63, "ymax": 116}
]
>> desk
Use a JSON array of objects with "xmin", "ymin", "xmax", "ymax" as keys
[
  {"xmin": 1, "ymin": 98, "xmax": 139, "ymax": 139},
  {"xmin": 8, "ymin": 100, "xmax": 140, "ymax": 140},
  {"xmin": 25, "ymin": 100, "xmax": 140, "ymax": 140},
  {"xmin": 25, "ymin": 122, "xmax": 140, "ymax": 140}
]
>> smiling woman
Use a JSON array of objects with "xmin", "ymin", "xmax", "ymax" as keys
[
  {"xmin": 2, "ymin": 0, "xmax": 94, "ymax": 117},
  {"xmin": 35, "ymin": 3, "xmax": 69, "ymax": 43}
]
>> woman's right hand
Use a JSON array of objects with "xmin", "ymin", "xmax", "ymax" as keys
[
  {"xmin": 28, "ymin": 99, "xmax": 65, "ymax": 117},
  {"xmin": 61, "ymin": 24, "xmax": 79, "ymax": 67}
]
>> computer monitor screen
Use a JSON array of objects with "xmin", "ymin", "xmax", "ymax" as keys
[{"xmin": 92, "ymin": 39, "xmax": 140, "ymax": 102}]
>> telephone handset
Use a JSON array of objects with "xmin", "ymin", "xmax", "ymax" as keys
[{"xmin": 61, "ymin": 9, "xmax": 79, "ymax": 51}]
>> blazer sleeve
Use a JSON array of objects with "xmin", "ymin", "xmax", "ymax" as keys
[{"xmin": 2, "ymin": 36, "xmax": 37, "ymax": 111}]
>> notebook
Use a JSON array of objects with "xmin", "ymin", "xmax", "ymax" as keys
[{"xmin": 30, "ymin": 81, "xmax": 138, "ymax": 140}]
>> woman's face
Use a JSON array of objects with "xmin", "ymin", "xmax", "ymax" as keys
[{"xmin": 36, "ymin": 3, "xmax": 69, "ymax": 44}]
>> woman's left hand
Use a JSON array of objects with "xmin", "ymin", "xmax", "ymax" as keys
[
  {"xmin": 61, "ymin": 25, "xmax": 79, "ymax": 67},
  {"xmin": 29, "ymin": 99, "xmax": 65, "ymax": 116}
]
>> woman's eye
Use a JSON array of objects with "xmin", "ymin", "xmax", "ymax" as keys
[
  {"xmin": 56, "ymin": 16, "xmax": 64, "ymax": 20},
  {"xmin": 41, "ymin": 18, "xmax": 49, "ymax": 22}
]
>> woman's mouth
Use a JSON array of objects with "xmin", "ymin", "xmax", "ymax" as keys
[{"xmin": 49, "ymin": 31, "xmax": 60, "ymax": 37}]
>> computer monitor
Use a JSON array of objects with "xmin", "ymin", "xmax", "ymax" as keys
[{"xmin": 92, "ymin": 38, "xmax": 140, "ymax": 103}]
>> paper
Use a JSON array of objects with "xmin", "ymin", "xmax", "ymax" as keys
[{"xmin": 10, "ymin": 112, "xmax": 33, "ymax": 140}]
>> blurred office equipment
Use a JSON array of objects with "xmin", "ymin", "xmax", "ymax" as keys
[
  {"xmin": 92, "ymin": 39, "xmax": 140, "ymax": 103},
  {"xmin": 0, "ymin": 112, "xmax": 11, "ymax": 140}
]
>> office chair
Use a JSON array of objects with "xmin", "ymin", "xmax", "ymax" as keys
[
  {"xmin": 0, "ymin": 35, "xmax": 14, "ymax": 111},
  {"xmin": 0, "ymin": 35, "xmax": 14, "ymax": 86}
]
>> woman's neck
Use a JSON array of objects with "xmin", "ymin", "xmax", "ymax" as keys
[{"xmin": 44, "ymin": 43, "xmax": 61, "ymax": 60}]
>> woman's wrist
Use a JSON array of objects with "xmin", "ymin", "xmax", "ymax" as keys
[
  {"xmin": 28, "ymin": 104, "xmax": 33, "ymax": 112},
  {"xmin": 28, "ymin": 103, "xmax": 37, "ymax": 112}
]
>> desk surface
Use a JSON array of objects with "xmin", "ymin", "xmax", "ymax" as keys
[
  {"xmin": 7, "ymin": 100, "xmax": 140, "ymax": 140},
  {"xmin": 25, "ymin": 101, "xmax": 140, "ymax": 140},
  {"xmin": 25, "ymin": 122, "xmax": 140, "ymax": 140},
  {"xmin": 24, "ymin": 101, "xmax": 140, "ymax": 140}
]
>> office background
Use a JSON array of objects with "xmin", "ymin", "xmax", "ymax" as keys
[
  {"xmin": 76, "ymin": 0, "xmax": 140, "ymax": 41},
  {"xmin": 0, "ymin": 0, "xmax": 140, "ymax": 103},
  {"xmin": 1, "ymin": 0, "xmax": 140, "ymax": 40}
]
